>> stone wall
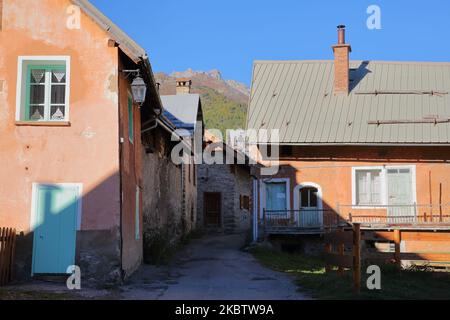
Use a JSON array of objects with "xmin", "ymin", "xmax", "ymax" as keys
[
  {"xmin": 197, "ymin": 162, "xmax": 252, "ymax": 234},
  {"xmin": 142, "ymin": 126, "xmax": 201, "ymax": 263}
]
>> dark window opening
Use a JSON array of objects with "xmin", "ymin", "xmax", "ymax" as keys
[{"xmin": 300, "ymin": 187, "xmax": 318, "ymax": 208}]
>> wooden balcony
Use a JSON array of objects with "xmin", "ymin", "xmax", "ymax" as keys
[
  {"xmin": 343, "ymin": 204, "xmax": 450, "ymax": 230},
  {"xmin": 260, "ymin": 204, "xmax": 450, "ymax": 236},
  {"xmin": 261, "ymin": 209, "xmax": 345, "ymax": 235}
]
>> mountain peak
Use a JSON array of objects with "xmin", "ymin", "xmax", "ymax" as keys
[
  {"xmin": 158, "ymin": 68, "xmax": 249, "ymax": 102},
  {"xmin": 170, "ymin": 68, "xmax": 223, "ymax": 81},
  {"xmin": 155, "ymin": 69, "xmax": 249, "ymax": 134}
]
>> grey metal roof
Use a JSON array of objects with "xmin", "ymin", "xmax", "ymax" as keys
[
  {"xmin": 160, "ymin": 94, "xmax": 201, "ymax": 134},
  {"xmin": 247, "ymin": 60, "xmax": 450, "ymax": 145}
]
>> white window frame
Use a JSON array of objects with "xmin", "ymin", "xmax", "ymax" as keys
[
  {"xmin": 294, "ymin": 182, "xmax": 323, "ymax": 211},
  {"xmin": 260, "ymin": 178, "xmax": 290, "ymax": 218},
  {"xmin": 351, "ymin": 165, "xmax": 416, "ymax": 209},
  {"xmin": 16, "ymin": 56, "xmax": 71, "ymax": 122}
]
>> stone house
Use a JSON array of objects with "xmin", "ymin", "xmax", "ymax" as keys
[
  {"xmin": 141, "ymin": 79, "xmax": 203, "ymax": 260},
  {"xmin": 0, "ymin": 0, "xmax": 162, "ymax": 284},
  {"xmin": 197, "ymin": 132, "xmax": 254, "ymax": 234}
]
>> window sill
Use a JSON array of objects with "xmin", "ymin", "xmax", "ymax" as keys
[{"xmin": 15, "ymin": 121, "xmax": 71, "ymax": 127}]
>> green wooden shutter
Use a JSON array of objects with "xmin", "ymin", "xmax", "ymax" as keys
[{"xmin": 135, "ymin": 186, "xmax": 140, "ymax": 240}]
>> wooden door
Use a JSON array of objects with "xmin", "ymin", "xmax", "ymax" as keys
[
  {"xmin": 32, "ymin": 185, "xmax": 79, "ymax": 275},
  {"xmin": 204, "ymin": 192, "xmax": 221, "ymax": 227},
  {"xmin": 299, "ymin": 187, "xmax": 322, "ymax": 228}
]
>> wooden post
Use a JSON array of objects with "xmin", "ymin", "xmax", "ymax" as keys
[
  {"xmin": 429, "ymin": 171, "xmax": 433, "ymax": 219},
  {"xmin": 394, "ymin": 229, "xmax": 401, "ymax": 270},
  {"xmin": 352, "ymin": 223, "xmax": 361, "ymax": 294},
  {"xmin": 337, "ymin": 228, "xmax": 344, "ymax": 277},
  {"xmin": 439, "ymin": 183, "xmax": 443, "ymax": 223},
  {"xmin": 325, "ymin": 243, "xmax": 332, "ymax": 273}
]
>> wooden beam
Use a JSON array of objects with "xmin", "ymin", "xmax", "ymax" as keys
[
  {"xmin": 337, "ymin": 228, "xmax": 345, "ymax": 277},
  {"xmin": 394, "ymin": 229, "xmax": 401, "ymax": 270},
  {"xmin": 400, "ymin": 253, "xmax": 450, "ymax": 262},
  {"xmin": 324, "ymin": 243, "xmax": 332, "ymax": 273}
]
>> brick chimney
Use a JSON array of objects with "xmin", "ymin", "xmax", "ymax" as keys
[
  {"xmin": 176, "ymin": 78, "xmax": 192, "ymax": 94},
  {"xmin": 332, "ymin": 25, "xmax": 352, "ymax": 94}
]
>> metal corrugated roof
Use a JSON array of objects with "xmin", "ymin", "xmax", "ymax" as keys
[
  {"xmin": 247, "ymin": 60, "xmax": 450, "ymax": 145},
  {"xmin": 161, "ymin": 94, "xmax": 201, "ymax": 134}
]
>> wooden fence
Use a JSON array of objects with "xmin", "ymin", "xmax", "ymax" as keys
[
  {"xmin": 0, "ymin": 227, "xmax": 16, "ymax": 286},
  {"xmin": 324, "ymin": 224, "xmax": 450, "ymax": 293}
]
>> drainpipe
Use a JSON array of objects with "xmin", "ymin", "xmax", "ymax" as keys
[
  {"xmin": 141, "ymin": 118, "xmax": 158, "ymax": 134},
  {"xmin": 252, "ymin": 178, "xmax": 258, "ymax": 243}
]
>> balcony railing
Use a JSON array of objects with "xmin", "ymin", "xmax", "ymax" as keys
[
  {"xmin": 262, "ymin": 209, "xmax": 344, "ymax": 231},
  {"xmin": 340, "ymin": 204, "xmax": 450, "ymax": 228},
  {"xmin": 261, "ymin": 204, "xmax": 450, "ymax": 234}
]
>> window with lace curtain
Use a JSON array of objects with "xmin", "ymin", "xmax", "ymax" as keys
[{"xmin": 16, "ymin": 57, "xmax": 70, "ymax": 122}]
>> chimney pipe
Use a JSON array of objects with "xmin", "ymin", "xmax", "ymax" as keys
[
  {"xmin": 337, "ymin": 25, "xmax": 346, "ymax": 44},
  {"xmin": 176, "ymin": 78, "xmax": 192, "ymax": 94},
  {"xmin": 332, "ymin": 25, "xmax": 352, "ymax": 94}
]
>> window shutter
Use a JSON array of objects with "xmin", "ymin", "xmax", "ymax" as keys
[{"xmin": 135, "ymin": 186, "xmax": 140, "ymax": 240}]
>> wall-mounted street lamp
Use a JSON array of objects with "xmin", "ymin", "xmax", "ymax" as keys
[
  {"xmin": 121, "ymin": 69, "xmax": 147, "ymax": 106},
  {"xmin": 131, "ymin": 73, "xmax": 147, "ymax": 105}
]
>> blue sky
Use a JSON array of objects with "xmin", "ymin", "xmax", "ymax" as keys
[{"xmin": 91, "ymin": 0, "xmax": 450, "ymax": 85}]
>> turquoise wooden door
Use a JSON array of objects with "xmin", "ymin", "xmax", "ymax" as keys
[{"xmin": 32, "ymin": 185, "xmax": 79, "ymax": 275}]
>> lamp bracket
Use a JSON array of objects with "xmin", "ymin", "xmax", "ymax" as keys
[{"xmin": 120, "ymin": 69, "xmax": 141, "ymax": 79}]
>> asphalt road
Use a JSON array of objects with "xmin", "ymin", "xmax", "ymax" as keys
[{"xmin": 121, "ymin": 233, "xmax": 309, "ymax": 300}]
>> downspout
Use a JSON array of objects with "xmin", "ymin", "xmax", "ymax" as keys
[{"xmin": 252, "ymin": 178, "xmax": 258, "ymax": 243}]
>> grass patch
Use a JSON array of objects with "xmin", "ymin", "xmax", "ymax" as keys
[
  {"xmin": 249, "ymin": 247, "xmax": 450, "ymax": 300},
  {"xmin": 0, "ymin": 288, "xmax": 79, "ymax": 300}
]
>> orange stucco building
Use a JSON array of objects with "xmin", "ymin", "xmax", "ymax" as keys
[
  {"xmin": 0, "ymin": 0, "xmax": 161, "ymax": 283},
  {"xmin": 247, "ymin": 26, "xmax": 450, "ymax": 241}
]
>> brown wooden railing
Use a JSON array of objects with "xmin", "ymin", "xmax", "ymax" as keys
[
  {"xmin": 0, "ymin": 227, "xmax": 16, "ymax": 286},
  {"xmin": 340, "ymin": 204, "xmax": 450, "ymax": 227},
  {"xmin": 325, "ymin": 225, "xmax": 450, "ymax": 293}
]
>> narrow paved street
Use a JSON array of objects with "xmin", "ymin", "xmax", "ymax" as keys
[
  {"xmin": 2, "ymin": 234, "xmax": 308, "ymax": 300},
  {"xmin": 120, "ymin": 233, "xmax": 308, "ymax": 300}
]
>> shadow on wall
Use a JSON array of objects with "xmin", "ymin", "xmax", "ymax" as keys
[{"xmin": 12, "ymin": 172, "xmax": 131, "ymax": 285}]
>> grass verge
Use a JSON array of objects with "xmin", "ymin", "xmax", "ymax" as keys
[
  {"xmin": 0, "ymin": 288, "xmax": 79, "ymax": 300},
  {"xmin": 249, "ymin": 247, "xmax": 450, "ymax": 299}
]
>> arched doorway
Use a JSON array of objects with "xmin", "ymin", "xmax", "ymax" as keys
[{"xmin": 294, "ymin": 183, "xmax": 323, "ymax": 228}]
